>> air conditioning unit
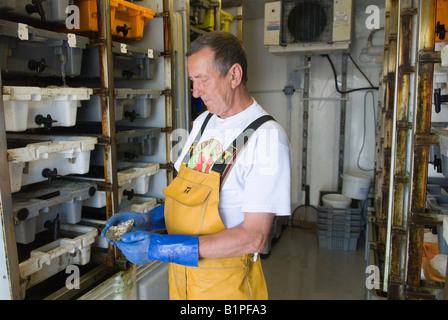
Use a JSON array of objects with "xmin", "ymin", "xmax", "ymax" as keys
[{"xmin": 264, "ymin": 0, "xmax": 353, "ymax": 55}]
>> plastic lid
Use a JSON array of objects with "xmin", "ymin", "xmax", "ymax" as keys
[{"xmin": 341, "ymin": 172, "xmax": 371, "ymax": 181}]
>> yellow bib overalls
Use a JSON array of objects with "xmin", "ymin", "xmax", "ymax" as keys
[{"xmin": 162, "ymin": 113, "xmax": 273, "ymax": 300}]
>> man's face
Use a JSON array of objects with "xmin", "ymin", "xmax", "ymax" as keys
[{"xmin": 187, "ymin": 48, "xmax": 235, "ymax": 118}]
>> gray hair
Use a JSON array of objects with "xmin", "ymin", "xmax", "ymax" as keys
[{"xmin": 186, "ymin": 31, "xmax": 248, "ymax": 84}]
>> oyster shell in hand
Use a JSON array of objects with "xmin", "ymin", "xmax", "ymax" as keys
[{"xmin": 105, "ymin": 219, "xmax": 135, "ymax": 242}]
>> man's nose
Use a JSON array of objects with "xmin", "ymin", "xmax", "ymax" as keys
[{"xmin": 192, "ymin": 83, "xmax": 201, "ymax": 98}]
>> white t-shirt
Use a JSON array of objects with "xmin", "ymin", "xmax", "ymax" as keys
[{"xmin": 174, "ymin": 100, "xmax": 292, "ymax": 229}]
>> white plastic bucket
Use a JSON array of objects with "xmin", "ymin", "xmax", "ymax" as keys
[
  {"xmin": 341, "ymin": 172, "xmax": 372, "ymax": 200},
  {"xmin": 322, "ymin": 193, "xmax": 351, "ymax": 209}
]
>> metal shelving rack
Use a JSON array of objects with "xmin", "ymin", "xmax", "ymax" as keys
[
  {"xmin": 374, "ymin": 0, "xmax": 446, "ymax": 299},
  {"xmin": 0, "ymin": 61, "xmax": 22, "ymax": 300},
  {"xmin": 95, "ymin": 0, "xmax": 120, "ymax": 269},
  {"xmin": 0, "ymin": 0, "xmax": 177, "ymax": 299}
]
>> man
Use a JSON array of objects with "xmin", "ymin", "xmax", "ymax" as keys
[{"xmin": 102, "ymin": 31, "xmax": 292, "ymax": 300}]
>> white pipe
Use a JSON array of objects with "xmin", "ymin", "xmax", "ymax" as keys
[{"xmin": 383, "ymin": 3, "xmax": 403, "ymax": 293}]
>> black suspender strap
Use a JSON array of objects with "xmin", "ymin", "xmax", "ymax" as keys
[
  {"xmin": 182, "ymin": 113, "xmax": 275, "ymax": 187},
  {"xmin": 182, "ymin": 112, "xmax": 214, "ymax": 163}
]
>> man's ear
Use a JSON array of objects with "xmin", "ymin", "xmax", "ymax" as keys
[{"xmin": 229, "ymin": 63, "xmax": 243, "ymax": 89}]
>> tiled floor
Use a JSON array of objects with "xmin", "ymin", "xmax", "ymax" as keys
[{"xmin": 261, "ymin": 227, "xmax": 367, "ymax": 300}]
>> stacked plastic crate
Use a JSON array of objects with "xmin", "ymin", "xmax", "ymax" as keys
[
  {"xmin": 426, "ymin": 182, "xmax": 448, "ymax": 254},
  {"xmin": 317, "ymin": 192, "xmax": 364, "ymax": 251}
]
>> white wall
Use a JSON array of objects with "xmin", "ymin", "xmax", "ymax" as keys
[{"xmin": 241, "ymin": 3, "xmax": 385, "ymax": 208}]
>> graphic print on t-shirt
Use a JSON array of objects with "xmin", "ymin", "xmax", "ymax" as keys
[{"xmin": 187, "ymin": 139, "xmax": 223, "ymax": 173}]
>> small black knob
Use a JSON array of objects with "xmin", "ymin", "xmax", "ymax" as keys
[
  {"xmin": 88, "ymin": 186, "xmax": 96, "ymax": 197},
  {"xmin": 16, "ymin": 208, "xmax": 30, "ymax": 222},
  {"xmin": 434, "ymin": 154, "xmax": 442, "ymax": 173},
  {"xmin": 44, "ymin": 214, "xmax": 60, "ymax": 241},
  {"xmin": 123, "ymin": 189, "xmax": 135, "ymax": 201},
  {"xmin": 434, "ymin": 88, "xmax": 448, "ymax": 114},
  {"xmin": 25, "ymin": 0, "xmax": 46, "ymax": 22},
  {"xmin": 122, "ymin": 70, "xmax": 135, "ymax": 79},
  {"xmin": 116, "ymin": 24, "xmax": 132, "ymax": 37},
  {"xmin": 42, "ymin": 168, "xmax": 59, "ymax": 183},
  {"xmin": 35, "ymin": 114, "xmax": 57, "ymax": 131},
  {"xmin": 124, "ymin": 110, "xmax": 140, "ymax": 122},
  {"xmin": 436, "ymin": 21, "xmax": 447, "ymax": 40},
  {"xmin": 28, "ymin": 58, "xmax": 46, "ymax": 74},
  {"xmin": 124, "ymin": 152, "xmax": 137, "ymax": 160}
]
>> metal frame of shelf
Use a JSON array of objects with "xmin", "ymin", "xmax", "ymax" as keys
[{"xmin": 375, "ymin": 0, "xmax": 446, "ymax": 300}]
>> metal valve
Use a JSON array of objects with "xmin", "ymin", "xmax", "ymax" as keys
[
  {"xmin": 434, "ymin": 88, "xmax": 448, "ymax": 113},
  {"xmin": 436, "ymin": 21, "xmax": 447, "ymax": 40},
  {"xmin": 431, "ymin": 154, "xmax": 442, "ymax": 173},
  {"xmin": 28, "ymin": 58, "xmax": 46, "ymax": 74},
  {"xmin": 44, "ymin": 214, "xmax": 60, "ymax": 241},
  {"xmin": 88, "ymin": 186, "xmax": 96, "ymax": 198},
  {"xmin": 25, "ymin": 0, "xmax": 46, "ymax": 22},
  {"xmin": 42, "ymin": 168, "xmax": 59, "ymax": 183},
  {"xmin": 124, "ymin": 152, "xmax": 137, "ymax": 160},
  {"xmin": 16, "ymin": 208, "xmax": 30, "ymax": 223},
  {"xmin": 35, "ymin": 114, "xmax": 57, "ymax": 130},
  {"xmin": 116, "ymin": 24, "xmax": 132, "ymax": 37},
  {"xmin": 124, "ymin": 110, "xmax": 140, "ymax": 122},
  {"xmin": 122, "ymin": 70, "xmax": 135, "ymax": 79},
  {"xmin": 123, "ymin": 189, "xmax": 135, "ymax": 201}
]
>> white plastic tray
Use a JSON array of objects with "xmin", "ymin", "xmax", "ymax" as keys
[
  {"xmin": 90, "ymin": 127, "xmax": 161, "ymax": 165},
  {"xmin": 130, "ymin": 197, "xmax": 158, "ymax": 213},
  {"xmin": 7, "ymin": 134, "xmax": 98, "ymax": 192},
  {"xmin": 120, "ymin": 196, "xmax": 157, "ymax": 213},
  {"xmin": 122, "ymin": 89, "xmax": 160, "ymax": 120},
  {"xmin": 80, "ymin": 162, "xmax": 159, "ymax": 208},
  {"xmin": 13, "ymin": 0, "xmax": 71, "ymax": 23},
  {"xmin": 3, "ymin": 86, "xmax": 93, "ymax": 132},
  {"xmin": 0, "ymin": 19, "xmax": 89, "ymax": 76},
  {"xmin": 81, "ymin": 42, "xmax": 159, "ymax": 80},
  {"xmin": 77, "ymin": 88, "xmax": 160, "ymax": 122},
  {"xmin": 79, "ymin": 218, "xmax": 108, "ymax": 249},
  {"xmin": 19, "ymin": 224, "xmax": 97, "ymax": 292},
  {"xmin": 13, "ymin": 180, "xmax": 97, "ymax": 244}
]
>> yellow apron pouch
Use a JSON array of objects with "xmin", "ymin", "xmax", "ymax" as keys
[{"xmin": 163, "ymin": 163, "xmax": 225, "ymax": 236}]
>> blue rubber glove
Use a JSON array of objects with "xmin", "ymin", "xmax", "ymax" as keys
[
  {"xmin": 116, "ymin": 231, "xmax": 199, "ymax": 267},
  {"xmin": 101, "ymin": 205, "xmax": 166, "ymax": 244},
  {"xmin": 144, "ymin": 204, "xmax": 166, "ymax": 231}
]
